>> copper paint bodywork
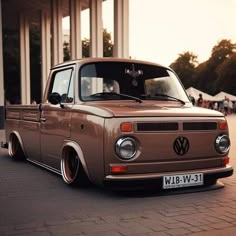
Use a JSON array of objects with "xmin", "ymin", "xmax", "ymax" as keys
[{"xmin": 5, "ymin": 58, "xmax": 233, "ymax": 188}]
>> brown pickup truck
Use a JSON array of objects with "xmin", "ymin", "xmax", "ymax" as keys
[{"xmin": 3, "ymin": 58, "xmax": 233, "ymax": 190}]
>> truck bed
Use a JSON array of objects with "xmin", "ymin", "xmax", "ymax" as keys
[{"xmin": 6, "ymin": 105, "xmax": 41, "ymax": 122}]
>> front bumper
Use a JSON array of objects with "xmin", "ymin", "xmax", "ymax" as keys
[{"xmin": 103, "ymin": 165, "xmax": 233, "ymax": 190}]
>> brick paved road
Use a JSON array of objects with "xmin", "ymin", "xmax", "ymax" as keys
[{"xmin": 0, "ymin": 115, "xmax": 236, "ymax": 236}]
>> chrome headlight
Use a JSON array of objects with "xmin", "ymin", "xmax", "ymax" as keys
[
  {"xmin": 215, "ymin": 135, "xmax": 230, "ymax": 154},
  {"xmin": 115, "ymin": 137, "xmax": 137, "ymax": 160}
]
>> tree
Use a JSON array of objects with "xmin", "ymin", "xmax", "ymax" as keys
[
  {"xmin": 82, "ymin": 38, "xmax": 90, "ymax": 58},
  {"xmin": 63, "ymin": 41, "xmax": 70, "ymax": 61},
  {"xmin": 215, "ymin": 53, "xmax": 236, "ymax": 94},
  {"xmin": 195, "ymin": 61, "xmax": 213, "ymax": 93},
  {"xmin": 82, "ymin": 28, "xmax": 113, "ymax": 58},
  {"xmin": 103, "ymin": 28, "xmax": 113, "ymax": 57},
  {"xmin": 211, "ymin": 39, "xmax": 236, "ymax": 66},
  {"xmin": 195, "ymin": 39, "xmax": 236, "ymax": 94},
  {"xmin": 169, "ymin": 51, "xmax": 198, "ymax": 89}
]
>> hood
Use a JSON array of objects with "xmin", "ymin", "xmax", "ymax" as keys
[{"xmin": 74, "ymin": 101, "xmax": 224, "ymax": 118}]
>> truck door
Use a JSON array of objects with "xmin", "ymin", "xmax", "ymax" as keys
[{"xmin": 40, "ymin": 66, "xmax": 74, "ymax": 171}]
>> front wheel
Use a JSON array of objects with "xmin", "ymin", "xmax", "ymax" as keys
[{"xmin": 61, "ymin": 148, "xmax": 90, "ymax": 187}]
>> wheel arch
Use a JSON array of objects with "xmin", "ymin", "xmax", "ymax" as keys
[
  {"xmin": 61, "ymin": 140, "xmax": 91, "ymax": 181},
  {"xmin": 8, "ymin": 131, "xmax": 27, "ymax": 158}
]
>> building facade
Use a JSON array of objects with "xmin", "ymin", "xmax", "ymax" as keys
[{"xmin": 0, "ymin": 0, "xmax": 129, "ymax": 129}]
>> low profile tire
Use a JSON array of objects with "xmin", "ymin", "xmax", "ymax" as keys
[
  {"xmin": 61, "ymin": 148, "xmax": 90, "ymax": 187},
  {"xmin": 8, "ymin": 134, "xmax": 26, "ymax": 161}
]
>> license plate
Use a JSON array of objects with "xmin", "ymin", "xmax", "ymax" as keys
[{"xmin": 163, "ymin": 173, "xmax": 203, "ymax": 189}]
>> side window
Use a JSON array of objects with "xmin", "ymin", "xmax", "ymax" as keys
[{"xmin": 50, "ymin": 68, "xmax": 74, "ymax": 103}]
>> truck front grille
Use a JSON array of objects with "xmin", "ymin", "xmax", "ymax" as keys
[
  {"xmin": 137, "ymin": 122, "xmax": 178, "ymax": 132},
  {"xmin": 183, "ymin": 122, "xmax": 217, "ymax": 131},
  {"xmin": 136, "ymin": 122, "xmax": 218, "ymax": 132}
]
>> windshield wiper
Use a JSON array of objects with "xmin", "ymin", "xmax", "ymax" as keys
[
  {"xmin": 145, "ymin": 93, "xmax": 185, "ymax": 105},
  {"xmin": 90, "ymin": 92, "xmax": 142, "ymax": 103}
]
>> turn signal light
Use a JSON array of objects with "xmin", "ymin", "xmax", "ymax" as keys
[
  {"xmin": 223, "ymin": 157, "xmax": 230, "ymax": 165},
  {"xmin": 110, "ymin": 165, "xmax": 127, "ymax": 174},
  {"xmin": 120, "ymin": 122, "xmax": 133, "ymax": 132},
  {"xmin": 218, "ymin": 121, "xmax": 228, "ymax": 130}
]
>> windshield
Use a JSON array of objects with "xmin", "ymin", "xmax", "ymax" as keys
[{"xmin": 79, "ymin": 62, "xmax": 190, "ymax": 103}]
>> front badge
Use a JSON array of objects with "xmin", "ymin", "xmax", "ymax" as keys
[{"xmin": 173, "ymin": 136, "xmax": 189, "ymax": 155}]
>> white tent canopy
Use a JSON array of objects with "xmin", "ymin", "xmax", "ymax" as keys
[
  {"xmin": 214, "ymin": 91, "xmax": 236, "ymax": 102},
  {"xmin": 186, "ymin": 87, "xmax": 216, "ymax": 101}
]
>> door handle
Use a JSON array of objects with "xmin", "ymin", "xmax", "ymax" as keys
[{"xmin": 40, "ymin": 117, "xmax": 47, "ymax": 122}]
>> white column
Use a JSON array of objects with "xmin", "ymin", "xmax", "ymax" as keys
[
  {"xmin": 41, "ymin": 11, "xmax": 51, "ymax": 98},
  {"xmin": 114, "ymin": 0, "xmax": 129, "ymax": 58},
  {"xmin": 89, "ymin": 0, "xmax": 103, "ymax": 57},
  {"xmin": 51, "ymin": 0, "xmax": 63, "ymax": 65},
  {"xmin": 0, "ymin": 0, "xmax": 5, "ymax": 128},
  {"xmin": 70, "ymin": 0, "xmax": 82, "ymax": 59},
  {"xmin": 20, "ymin": 13, "xmax": 31, "ymax": 105}
]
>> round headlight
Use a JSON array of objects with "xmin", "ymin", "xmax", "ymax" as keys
[
  {"xmin": 115, "ymin": 137, "xmax": 137, "ymax": 160},
  {"xmin": 215, "ymin": 135, "xmax": 230, "ymax": 154}
]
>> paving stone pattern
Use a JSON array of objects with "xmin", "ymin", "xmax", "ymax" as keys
[{"xmin": 0, "ymin": 115, "xmax": 236, "ymax": 236}]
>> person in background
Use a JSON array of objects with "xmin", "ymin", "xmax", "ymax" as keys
[
  {"xmin": 197, "ymin": 93, "xmax": 203, "ymax": 107},
  {"xmin": 233, "ymin": 102, "xmax": 236, "ymax": 114},
  {"xmin": 218, "ymin": 101, "xmax": 223, "ymax": 113},
  {"xmin": 208, "ymin": 101, "xmax": 214, "ymax": 109},
  {"xmin": 189, "ymin": 94, "xmax": 195, "ymax": 105},
  {"xmin": 223, "ymin": 96, "xmax": 229, "ymax": 116},
  {"xmin": 213, "ymin": 101, "xmax": 218, "ymax": 111},
  {"xmin": 228, "ymin": 99, "xmax": 233, "ymax": 114}
]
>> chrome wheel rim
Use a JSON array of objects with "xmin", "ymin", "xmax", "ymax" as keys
[
  {"xmin": 9, "ymin": 135, "xmax": 19, "ymax": 157},
  {"xmin": 62, "ymin": 151, "xmax": 79, "ymax": 184}
]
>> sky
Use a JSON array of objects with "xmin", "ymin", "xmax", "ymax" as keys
[{"xmin": 63, "ymin": 0, "xmax": 236, "ymax": 67}]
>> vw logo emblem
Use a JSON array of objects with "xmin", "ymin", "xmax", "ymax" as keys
[{"xmin": 173, "ymin": 136, "xmax": 189, "ymax": 156}]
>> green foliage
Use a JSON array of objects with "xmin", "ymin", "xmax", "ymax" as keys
[
  {"xmin": 103, "ymin": 28, "xmax": 113, "ymax": 57},
  {"xmin": 197, "ymin": 39, "xmax": 236, "ymax": 94},
  {"xmin": 169, "ymin": 51, "xmax": 198, "ymax": 89},
  {"xmin": 82, "ymin": 38, "xmax": 90, "ymax": 58},
  {"xmin": 81, "ymin": 28, "xmax": 113, "ymax": 57},
  {"xmin": 170, "ymin": 39, "xmax": 236, "ymax": 95},
  {"xmin": 62, "ymin": 29, "xmax": 113, "ymax": 58},
  {"xmin": 63, "ymin": 41, "xmax": 70, "ymax": 61},
  {"xmin": 211, "ymin": 39, "xmax": 235, "ymax": 65},
  {"xmin": 215, "ymin": 53, "xmax": 236, "ymax": 94}
]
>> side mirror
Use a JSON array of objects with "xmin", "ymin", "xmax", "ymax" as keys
[{"xmin": 48, "ymin": 92, "xmax": 61, "ymax": 105}]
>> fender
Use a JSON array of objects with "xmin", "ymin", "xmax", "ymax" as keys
[{"xmin": 61, "ymin": 140, "xmax": 91, "ymax": 180}]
